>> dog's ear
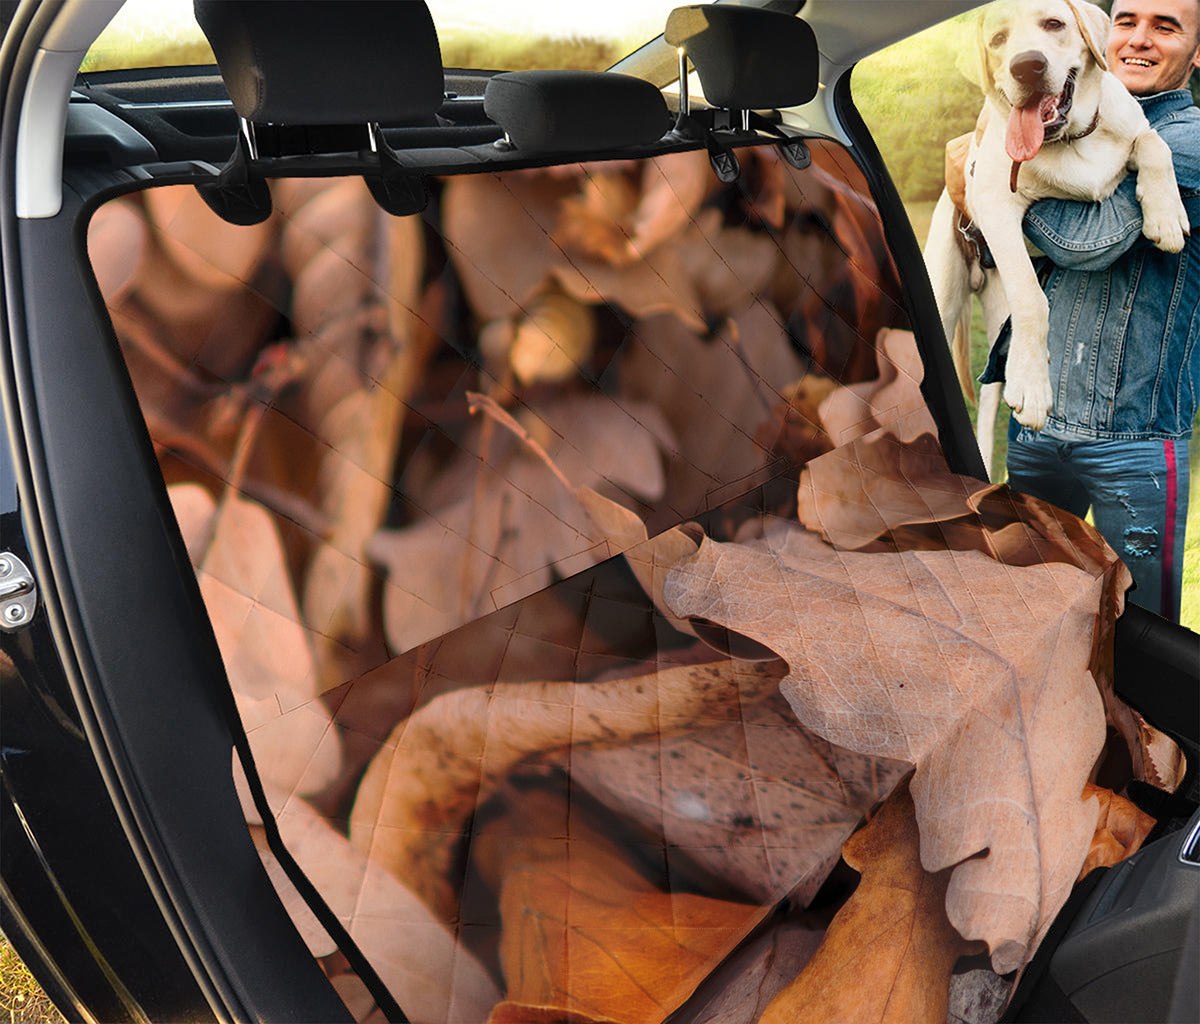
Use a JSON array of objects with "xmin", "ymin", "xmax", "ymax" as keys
[
  {"xmin": 1064, "ymin": 0, "xmax": 1110, "ymax": 70},
  {"xmin": 957, "ymin": 10, "xmax": 994, "ymax": 94}
]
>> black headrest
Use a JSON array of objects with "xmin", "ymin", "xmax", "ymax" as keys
[
  {"xmin": 665, "ymin": 5, "xmax": 819, "ymax": 110},
  {"xmin": 193, "ymin": 1, "xmax": 444, "ymax": 124},
  {"xmin": 483, "ymin": 70, "xmax": 670, "ymax": 153}
]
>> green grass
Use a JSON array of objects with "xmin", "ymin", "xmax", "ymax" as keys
[
  {"xmin": 0, "ymin": 935, "xmax": 63, "ymax": 1024},
  {"xmin": 80, "ymin": 21, "xmax": 631, "ymax": 76},
  {"xmin": 1182, "ymin": 442, "xmax": 1200, "ymax": 631},
  {"xmin": 440, "ymin": 33, "xmax": 625, "ymax": 73},
  {"xmin": 854, "ymin": 16, "xmax": 983, "ymax": 203},
  {"xmin": 79, "ymin": 38, "xmax": 214, "ymax": 73},
  {"xmin": 81, "ymin": 32, "xmax": 628, "ymax": 76}
]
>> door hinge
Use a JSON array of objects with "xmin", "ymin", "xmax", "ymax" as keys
[{"xmin": 0, "ymin": 553, "xmax": 37, "ymax": 630}]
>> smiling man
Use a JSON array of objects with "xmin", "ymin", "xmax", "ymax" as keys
[
  {"xmin": 1108, "ymin": 0, "xmax": 1200, "ymax": 92},
  {"xmin": 999, "ymin": 0, "xmax": 1200, "ymax": 622}
]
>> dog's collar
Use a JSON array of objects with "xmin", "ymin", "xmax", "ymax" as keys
[
  {"xmin": 1062, "ymin": 106, "xmax": 1102, "ymax": 144},
  {"xmin": 1008, "ymin": 106, "xmax": 1102, "ymax": 192}
]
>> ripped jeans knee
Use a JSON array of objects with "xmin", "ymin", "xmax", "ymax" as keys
[{"xmin": 1005, "ymin": 433, "xmax": 1189, "ymax": 621}]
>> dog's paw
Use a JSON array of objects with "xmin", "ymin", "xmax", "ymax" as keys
[
  {"xmin": 1004, "ymin": 366, "xmax": 1053, "ymax": 431},
  {"xmin": 1140, "ymin": 196, "xmax": 1190, "ymax": 254}
]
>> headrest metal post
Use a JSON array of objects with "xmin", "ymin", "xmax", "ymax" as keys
[
  {"xmin": 677, "ymin": 47, "xmax": 690, "ymax": 116},
  {"xmin": 239, "ymin": 116, "xmax": 259, "ymax": 160},
  {"xmin": 367, "ymin": 122, "xmax": 381, "ymax": 155},
  {"xmin": 740, "ymin": 109, "xmax": 750, "ymax": 132}
]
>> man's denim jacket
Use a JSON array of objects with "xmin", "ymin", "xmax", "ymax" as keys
[{"xmin": 992, "ymin": 89, "xmax": 1200, "ymax": 442}]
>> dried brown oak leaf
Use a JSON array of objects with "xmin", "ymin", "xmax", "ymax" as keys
[
  {"xmin": 817, "ymin": 328, "xmax": 938, "ymax": 448},
  {"xmin": 549, "ymin": 151, "xmax": 826, "ymax": 327},
  {"xmin": 797, "ymin": 431, "xmax": 981, "ymax": 552},
  {"xmin": 475, "ymin": 787, "xmax": 764, "ymax": 1024},
  {"xmin": 442, "ymin": 163, "xmax": 709, "ymax": 331},
  {"xmin": 567, "ymin": 690, "xmax": 909, "ymax": 907},
  {"xmin": 662, "ymin": 519, "xmax": 1112, "ymax": 974},
  {"xmin": 622, "ymin": 151, "xmax": 713, "ymax": 261},
  {"xmin": 753, "ymin": 326, "xmax": 931, "ymax": 475},
  {"xmin": 756, "ymin": 778, "xmax": 1153, "ymax": 1024},
  {"xmin": 126, "ymin": 185, "xmax": 283, "ymax": 379},
  {"xmin": 769, "ymin": 151, "xmax": 905, "ymax": 384},
  {"xmin": 271, "ymin": 177, "xmax": 435, "ymax": 688},
  {"xmin": 545, "ymin": 153, "xmax": 714, "ymax": 326},
  {"xmin": 673, "ymin": 219, "xmax": 783, "ymax": 319},
  {"xmin": 550, "ymin": 152, "xmax": 711, "ymax": 266},
  {"xmin": 350, "ymin": 656, "xmax": 787, "ymax": 920},
  {"xmin": 620, "ymin": 303, "xmax": 805, "ymax": 520},
  {"xmin": 551, "ymin": 165, "xmax": 642, "ymax": 264},
  {"xmin": 1077, "ymin": 782, "xmax": 1156, "ymax": 879},
  {"xmin": 456, "ymin": 401, "xmax": 910, "ymax": 910},
  {"xmin": 168, "ymin": 484, "xmax": 342, "ymax": 815},
  {"xmin": 1131, "ymin": 710, "xmax": 1188, "ymax": 794},
  {"xmin": 478, "ymin": 289, "xmax": 598, "ymax": 387},
  {"xmin": 88, "ymin": 188, "xmax": 284, "ymax": 466},
  {"xmin": 87, "ymin": 197, "xmax": 146, "ymax": 303},
  {"xmin": 144, "ymin": 184, "xmax": 278, "ymax": 291},
  {"xmin": 795, "ymin": 429, "xmax": 1180, "ymax": 795},
  {"xmin": 550, "ymin": 236, "xmax": 707, "ymax": 332},
  {"xmin": 369, "ymin": 393, "xmax": 675, "ymax": 654},
  {"xmin": 754, "ymin": 373, "xmax": 840, "ymax": 468},
  {"xmin": 758, "ymin": 777, "xmax": 982, "ymax": 1024},
  {"xmin": 798, "ymin": 426, "xmax": 1129, "ymax": 605},
  {"xmin": 681, "ymin": 915, "xmax": 827, "ymax": 1024},
  {"xmin": 464, "ymin": 391, "xmax": 701, "ymax": 639},
  {"xmin": 448, "ymin": 150, "xmax": 881, "ymax": 342},
  {"xmin": 442, "ymin": 170, "xmax": 572, "ymax": 322},
  {"xmin": 260, "ymin": 795, "xmax": 501, "ymax": 1024}
]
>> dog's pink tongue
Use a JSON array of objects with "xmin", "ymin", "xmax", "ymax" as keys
[{"xmin": 1006, "ymin": 103, "xmax": 1045, "ymax": 162}]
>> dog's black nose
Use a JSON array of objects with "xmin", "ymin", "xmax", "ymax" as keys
[{"xmin": 1010, "ymin": 51, "xmax": 1048, "ymax": 86}]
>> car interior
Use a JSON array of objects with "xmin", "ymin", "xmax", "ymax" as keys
[{"xmin": 1, "ymin": 2, "xmax": 1197, "ymax": 1022}]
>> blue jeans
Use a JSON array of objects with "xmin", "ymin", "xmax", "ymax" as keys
[{"xmin": 1006, "ymin": 422, "xmax": 1190, "ymax": 621}]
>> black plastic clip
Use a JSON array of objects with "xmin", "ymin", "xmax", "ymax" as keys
[
  {"xmin": 364, "ymin": 123, "xmax": 429, "ymax": 217},
  {"xmin": 195, "ymin": 131, "xmax": 273, "ymax": 226},
  {"xmin": 707, "ymin": 139, "xmax": 741, "ymax": 184},
  {"xmin": 672, "ymin": 111, "xmax": 741, "ymax": 184},
  {"xmin": 750, "ymin": 114, "xmax": 811, "ymax": 170},
  {"xmin": 776, "ymin": 136, "xmax": 811, "ymax": 170}
]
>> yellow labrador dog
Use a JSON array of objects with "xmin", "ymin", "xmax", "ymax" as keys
[{"xmin": 924, "ymin": 0, "xmax": 1189, "ymax": 476}]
